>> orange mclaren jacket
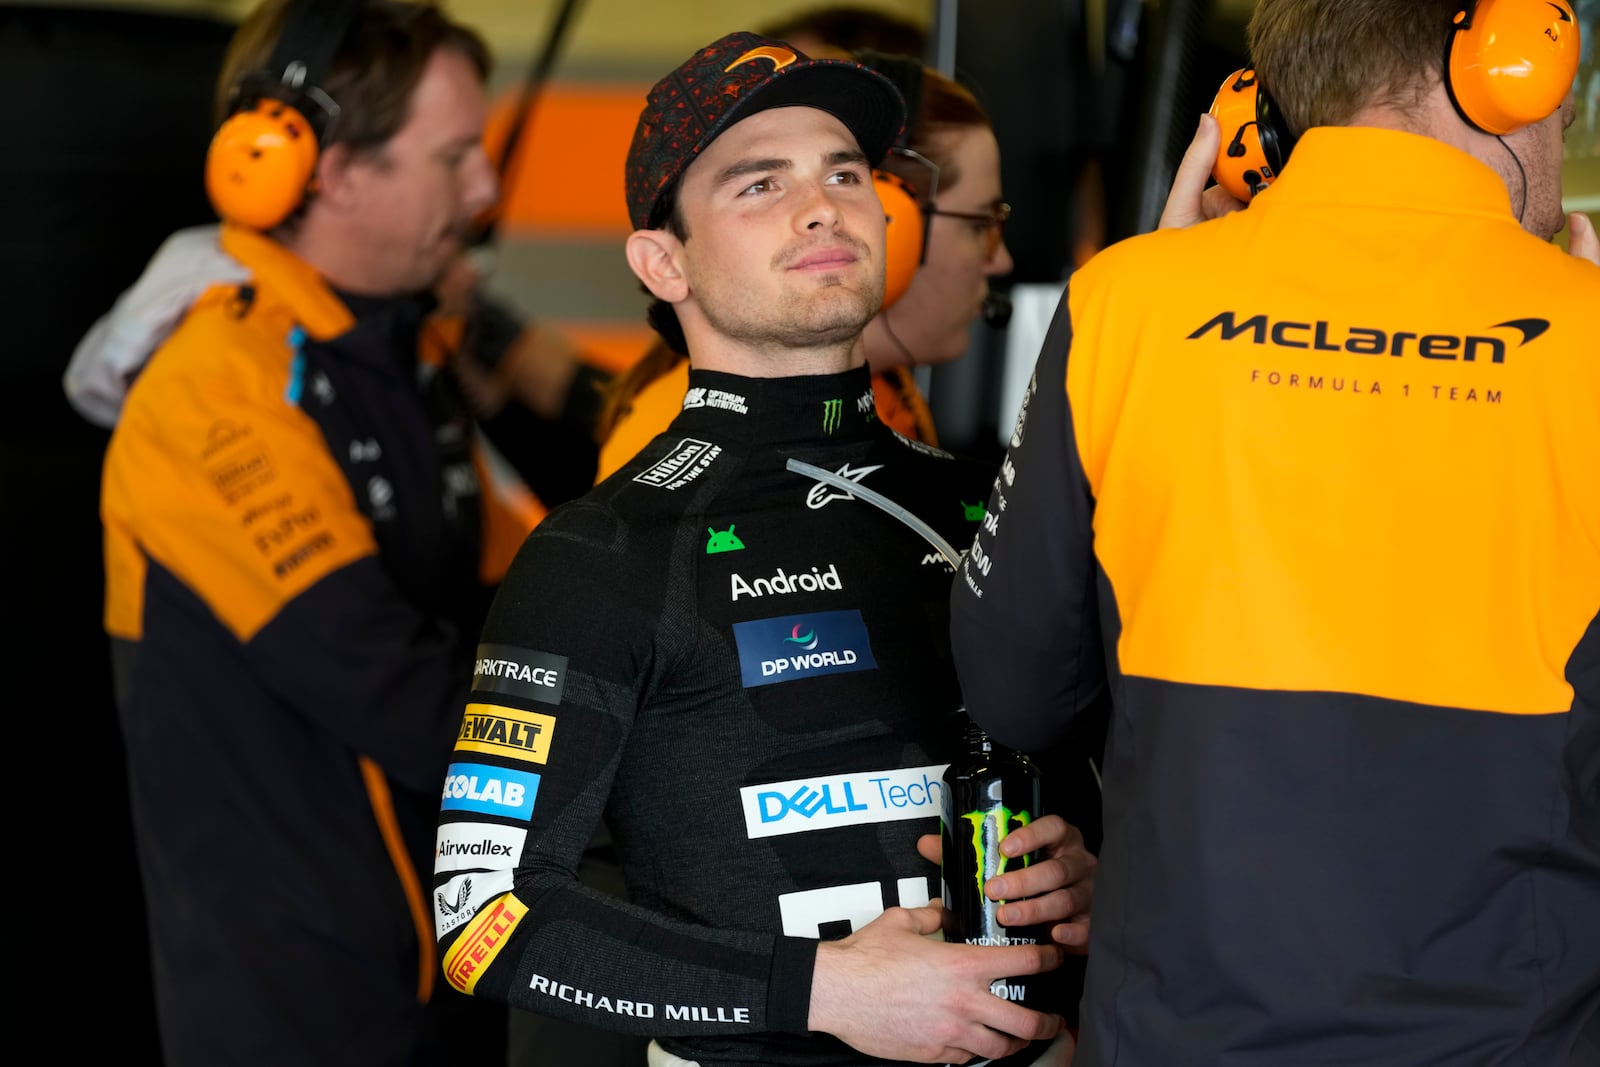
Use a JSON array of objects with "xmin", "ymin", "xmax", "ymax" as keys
[
  {"xmin": 100, "ymin": 224, "xmax": 527, "ymax": 1064},
  {"xmin": 951, "ymin": 127, "xmax": 1600, "ymax": 1065}
]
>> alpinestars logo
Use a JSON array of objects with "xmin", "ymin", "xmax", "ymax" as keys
[
  {"xmin": 1186, "ymin": 311, "xmax": 1550, "ymax": 363},
  {"xmin": 805, "ymin": 463, "xmax": 883, "ymax": 509}
]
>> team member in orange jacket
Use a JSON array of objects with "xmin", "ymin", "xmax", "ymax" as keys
[
  {"xmin": 951, "ymin": 1, "xmax": 1599, "ymax": 1064},
  {"xmin": 592, "ymin": 51, "xmax": 1013, "ymax": 482},
  {"xmin": 90, "ymin": 1, "xmax": 548, "ymax": 1062}
]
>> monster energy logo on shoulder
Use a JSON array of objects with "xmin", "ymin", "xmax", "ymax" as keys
[
  {"xmin": 821, "ymin": 398, "xmax": 842, "ymax": 434},
  {"xmin": 963, "ymin": 805, "xmax": 1033, "ymax": 897}
]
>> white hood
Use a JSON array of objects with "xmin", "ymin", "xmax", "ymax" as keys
[{"xmin": 63, "ymin": 224, "xmax": 251, "ymax": 428}]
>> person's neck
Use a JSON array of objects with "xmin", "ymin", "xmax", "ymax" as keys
[
  {"xmin": 861, "ymin": 311, "xmax": 914, "ymax": 371},
  {"xmin": 277, "ymin": 219, "xmax": 403, "ymax": 298},
  {"xmin": 685, "ymin": 331, "xmax": 868, "ymax": 378},
  {"xmin": 1345, "ymin": 85, "xmax": 1506, "ymax": 184}
]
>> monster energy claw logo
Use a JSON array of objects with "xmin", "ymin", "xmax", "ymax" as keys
[
  {"xmin": 963, "ymin": 805, "xmax": 1033, "ymax": 897},
  {"xmin": 821, "ymin": 398, "xmax": 842, "ymax": 434}
]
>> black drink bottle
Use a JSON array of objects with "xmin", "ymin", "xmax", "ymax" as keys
[{"xmin": 941, "ymin": 711, "xmax": 1051, "ymax": 1009}]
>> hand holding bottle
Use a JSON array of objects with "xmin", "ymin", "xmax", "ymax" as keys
[{"xmin": 920, "ymin": 814, "xmax": 1095, "ymax": 953}]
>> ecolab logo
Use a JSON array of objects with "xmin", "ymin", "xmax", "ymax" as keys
[
  {"xmin": 1187, "ymin": 311, "xmax": 1550, "ymax": 363},
  {"xmin": 730, "ymin": 563, "xmax": 842, "ymax": 601},
  {"xmin": 740, "ymin": 764, "xmax": 949, "ymax": 839},
  {"xmin": 440, "ymin": 762, "xmax": 541, "ymax": 821}
]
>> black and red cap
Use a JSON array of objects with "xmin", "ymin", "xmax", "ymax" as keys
[{"xmin": 624, "ymin": 30, "xmax": 907, "ymax": 231}]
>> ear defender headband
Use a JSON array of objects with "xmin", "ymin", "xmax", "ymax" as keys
[
  {"xmin": 1208, "ymin": 68, "xmax": 1296, "ymax": 202},
  {"xmin": 856, "ymin": 48, "xmax": 929, "ymax": 310},
  {"xmin": 1213, "ymin": 1, "xmax": 1578, "ymax": 200},
  {"xmin": 1445, "ymin": 0, "xmax": 1578, "ymax": 136},
  {"xmin": 205, "ymin": 0, "xmax": 363, "ymax": 231}
]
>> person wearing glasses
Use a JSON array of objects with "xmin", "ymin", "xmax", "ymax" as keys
[{"xmin": 591, "ymin": 50, "xmax": 1013, "ymax": 481}]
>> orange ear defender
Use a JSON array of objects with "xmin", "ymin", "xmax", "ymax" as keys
[
  {"xmin": 205, "ymin": 0, "xmax": 362, "ymax": 231},
  {"xmin": 1209, "ymin": 68, "xmax": 1295, "ymax": 202},
  {"xmin": 205, "ymin": 98, "xmax": 322, "ymax": 232},
  {"xmin": 1446, "ymin": 0, "xmax": 1579, "ymax": 136},
  {"xmin": 857, "ymin": 48, "xmax": 930, "ymax": 311},
  {"xmin": 874, "ymin": 169, "xmax": 924, "ymax": 309}
]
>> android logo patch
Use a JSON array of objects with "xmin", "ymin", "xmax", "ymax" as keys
[
  {"xmin": 961, "ymin": 501, "xmax": 987, "ymax": 522},
  {"xmin": 706, "ymin": 525, "xmax": 745, "ymax": 554}
]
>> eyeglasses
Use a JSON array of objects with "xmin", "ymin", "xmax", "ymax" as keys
[{"xmin": 927, "ymin": 202, "xmax": 1012, "ymax": 259}]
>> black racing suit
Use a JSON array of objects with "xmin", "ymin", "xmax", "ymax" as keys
[{"xmin": 431, "ymin": 364, "xmax": 1049, "ymax": 1065}]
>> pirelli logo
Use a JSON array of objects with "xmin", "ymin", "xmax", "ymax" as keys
[
  {"xmin": 444, "ymin": 892, "xmax": 525, "ymax": 993},
  {"xmin": 457, "ymin": 704, "xmax": 556, "ymax": 764}
]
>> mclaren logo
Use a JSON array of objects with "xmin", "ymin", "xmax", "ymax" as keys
[
  {"xmin": 726, "ymin": 46, "xmax": 798, "ymax": 72},
  {"xmin": 1187, "ymin": 311, "xmax": 1549, "ymax": 364}
]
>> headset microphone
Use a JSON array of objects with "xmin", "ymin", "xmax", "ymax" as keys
[
  {"xmin": 1208, "ymin": 68, "xmax": 1295, "ymax": 202},
  {"xmin": 981, "ymin": 291, "xmax": 1013, "ymax": 329}
]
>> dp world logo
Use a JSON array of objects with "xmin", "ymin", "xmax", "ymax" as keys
[
  {"xmin": 785, "ymin": 624, "xmax": 819, "ymax": 650},
  {"xmin": 732, "ymin": 609, "xmax": 877, "ymax": 688}
]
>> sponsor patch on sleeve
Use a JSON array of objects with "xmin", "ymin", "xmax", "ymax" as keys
[
  {"xmin": 441, "ymin": 762, "xmax": 541, "ymax": 820},
  {"xmin": 472, "ymin": 644, "xmax": 567, "ymax": 704},
  {"xmin": 731, "ymin": 608, "xmax": 877, "ymax": 688},
  {"xmin": 435, "ymin": 821, "xmax": 528, "ymax": 874},
  {"xmin": 443, "ymin": 891, "xmax": 526, "ymax": 993},
  {"xmin": 434, "ymin": 868, "xmax": 516, "ymax": 940},
  {"xmin": 455, "ymin": 702, "xmax": 557, "ymax": 764}
]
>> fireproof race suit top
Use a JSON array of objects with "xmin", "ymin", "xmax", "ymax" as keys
[
  {"xmin": 950, "ymin": 126, "xmax": 1600, "ymax": 1066},
  {"xmin": 99, "ymin": 222, "xmax": 531, "ymax": 1065},
  {"xmin": 595, "ymin": 357, "xmax": 941, "ymax": 483},
  {"xmin": 430, "ymin": 363, "xmax": 1047, "ymax": 1067}
]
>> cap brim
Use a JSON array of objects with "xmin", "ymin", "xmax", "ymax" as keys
[{"xmin": 713, "ymin": 61, "xmax": 906, "ymax": 168}]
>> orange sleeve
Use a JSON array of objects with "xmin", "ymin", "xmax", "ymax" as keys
[{"xmin": 103, "ymin": 302, "xmax": 377, "ymax": 642}]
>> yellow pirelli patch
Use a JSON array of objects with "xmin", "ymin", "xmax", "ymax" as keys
[
  {"xmin": 456, "ymin": 703, "xmax": 556, "ymax": 764},
  {"xmin": 443, "ymin": 892, "xmax": 525, "ymax": 993}
]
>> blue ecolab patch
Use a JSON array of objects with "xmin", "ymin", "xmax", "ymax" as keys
[
  {"xmin": 732, "ymin": 608, "xmax": 877, "ymax": 688},
  {"xmin": 440, "ymin": 762, "xmax": 541, "ymax": 821}
]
